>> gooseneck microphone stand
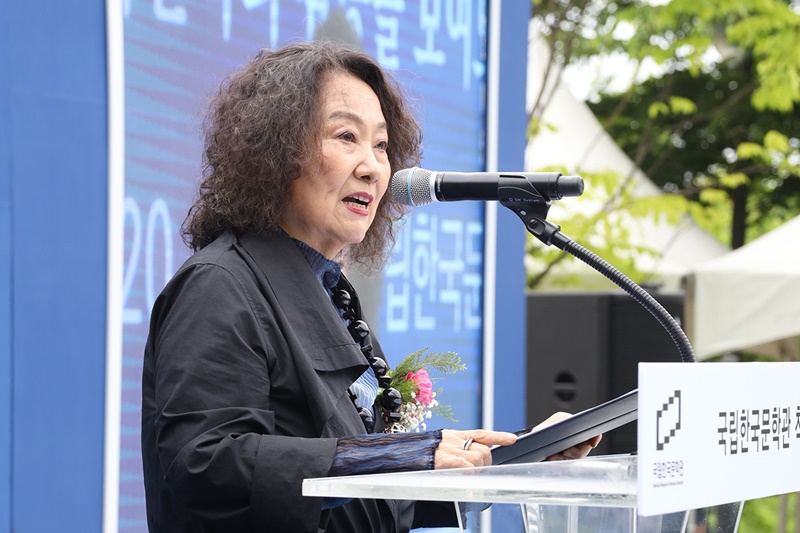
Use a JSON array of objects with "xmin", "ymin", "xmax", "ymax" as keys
[{"xmin": 499, "ymin": 174, "xmax": 696, "ymax": 364}]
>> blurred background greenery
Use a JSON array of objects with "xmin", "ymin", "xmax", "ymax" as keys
[
  {"xmin": 526, "ymin": 0, "xmax": 799, "ymax": 529},
  {"xmin": 526, "ymin": 0, "xmax": 799, "ymax": 290}
]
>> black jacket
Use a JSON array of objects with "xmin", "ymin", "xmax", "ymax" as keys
[{"xmin": 141, "ymin": 229, "xmax": 455, "ymax": 532}]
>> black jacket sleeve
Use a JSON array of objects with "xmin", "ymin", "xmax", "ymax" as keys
[{"xmin": 143, "ymin": 261, "xmax": 337, "ymax": 532}]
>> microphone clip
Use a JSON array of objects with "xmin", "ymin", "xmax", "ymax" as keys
[
  {"xmin": 498, "ymin": 177, "xmax": 568, "ymax": 248},
  {"xmin": 503, "ymin": 202, "xmax": 568, "ymax": 248}
]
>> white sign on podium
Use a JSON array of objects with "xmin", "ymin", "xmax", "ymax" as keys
[{"xmin": 638, "ymin": 361, "xmax": 800, "ymax": 516}]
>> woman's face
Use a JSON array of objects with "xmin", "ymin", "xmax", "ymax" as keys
[{"xmin": 280, "ymin": 71, "xmax": 391, "ymax": 259}]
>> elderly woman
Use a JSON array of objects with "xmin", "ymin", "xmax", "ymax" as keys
[{"xmin": 141, "ymin": 41, "xmax": 599, "ymax": 532}]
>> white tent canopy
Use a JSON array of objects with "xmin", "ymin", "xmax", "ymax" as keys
[{"xmin": 691, "ymin": 216, "xmax": 800, "ymax": 359}]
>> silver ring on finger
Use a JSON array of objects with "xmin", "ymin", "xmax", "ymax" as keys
[{"xmin": 463, "ymin": 436, "xmax": 474, "ymax": 451}]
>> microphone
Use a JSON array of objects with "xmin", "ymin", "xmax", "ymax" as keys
[{"xmin": 391, "ymin": 167, "xmax": 584, "ymax": 207}]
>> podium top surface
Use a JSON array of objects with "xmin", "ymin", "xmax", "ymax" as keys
[{"xmin": 303, "ymin": 454, "xmax": 638, "ymax": 507}]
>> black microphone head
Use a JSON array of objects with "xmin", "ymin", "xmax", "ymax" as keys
[
  {"xmin": 557, "ymin": 175, "xmax": 584, "ymax": 197},
  {"xmin": 391, "ymin": 167, "xmax": 434, "ymax": 206}
]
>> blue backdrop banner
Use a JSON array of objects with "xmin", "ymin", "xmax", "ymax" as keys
[{"xmin": 121, "ymin": 0, "xmax": 488, "ymax": 528}]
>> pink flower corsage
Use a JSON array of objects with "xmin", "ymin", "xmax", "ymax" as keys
[{"xmin": 378, "ymin": 348, "xmax": 465, "ymax": 433}]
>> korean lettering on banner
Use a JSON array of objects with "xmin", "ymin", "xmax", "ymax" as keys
[
  {"xmin": 343, "ymin": 0, "xmax": 476, "ymax": 87},
  {"xmin": 717, "ymin": 406, "xmax": 795, "ymax": 456},
  {"xmin": 372, "ymin": 0, "xmax": 404, "ymax": 69},
  {"xmin": 412, "ymin": 0, "xmax": 474, "ymax": 89},
  {"xmin": 137, "ymin": 0, "xmax": 480, "ymax": 88},
  {"xmin": 385, "ymin": 213, "xmax": 482, "ymax": 333}
]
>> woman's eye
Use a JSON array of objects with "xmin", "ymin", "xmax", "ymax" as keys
[
  {"xmin": 375, "ymin": 140, "xmax": 388, "ymax": 151},
  {"xmin": 339, "ymin": 131, "xmax": 356, "ymax": 142}
]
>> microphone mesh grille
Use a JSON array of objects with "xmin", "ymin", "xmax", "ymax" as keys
[{"xmin": 391, "ymin": 167, "xmax": 434, "ymax": 206}]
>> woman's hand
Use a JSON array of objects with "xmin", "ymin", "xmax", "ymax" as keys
[
  {"xmin": 434, "ymin": 429, "xmax": 517, "ymax": 469},
  {"xmin": 535, "ymin": 412, "xmax": 603, "ymax": 461}
]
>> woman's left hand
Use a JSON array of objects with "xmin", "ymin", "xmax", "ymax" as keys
[
  {"xmin": 434, "ymin": 429, "xmax": 517, "ymax": 469},
  {"xmin": 535, "ymin": 412, "xmax": 603, "ymax": 461}
]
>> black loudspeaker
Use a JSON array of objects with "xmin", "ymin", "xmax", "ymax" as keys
[{"xmin": 525, "ymin": 290, "xmax": 685, "ymax": 455}]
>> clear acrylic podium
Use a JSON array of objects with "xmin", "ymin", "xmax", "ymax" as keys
[{"xmin": 303, "ymin": 454, "xmax": 743, "ymax": 532}]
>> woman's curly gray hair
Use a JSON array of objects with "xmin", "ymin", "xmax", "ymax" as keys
[{"xmin": 182, "ymin": 41, "xmax": 423, "ymax": 273}]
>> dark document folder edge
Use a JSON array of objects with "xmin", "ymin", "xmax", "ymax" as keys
[{"xmin": 491, "ymin": 389, "xmax": 639, "ymax": 465}]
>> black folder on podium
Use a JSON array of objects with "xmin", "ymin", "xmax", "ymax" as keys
[{"xmin": 491, "ymin": 389, "xmax": 638, "ymax": 465}]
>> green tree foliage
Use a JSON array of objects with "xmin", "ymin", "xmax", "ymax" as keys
[
  {"xmin": 590, "ymin": 65, "xmax": 800, "ymax": 246},
  {"xmin": 527, "ymin": 0, "xmax": 800, "ymax": 290}
]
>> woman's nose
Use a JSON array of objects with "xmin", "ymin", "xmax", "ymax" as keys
[{"xmin": 355, "ymin": 146, "xmax": 382, "ymax": 183}]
